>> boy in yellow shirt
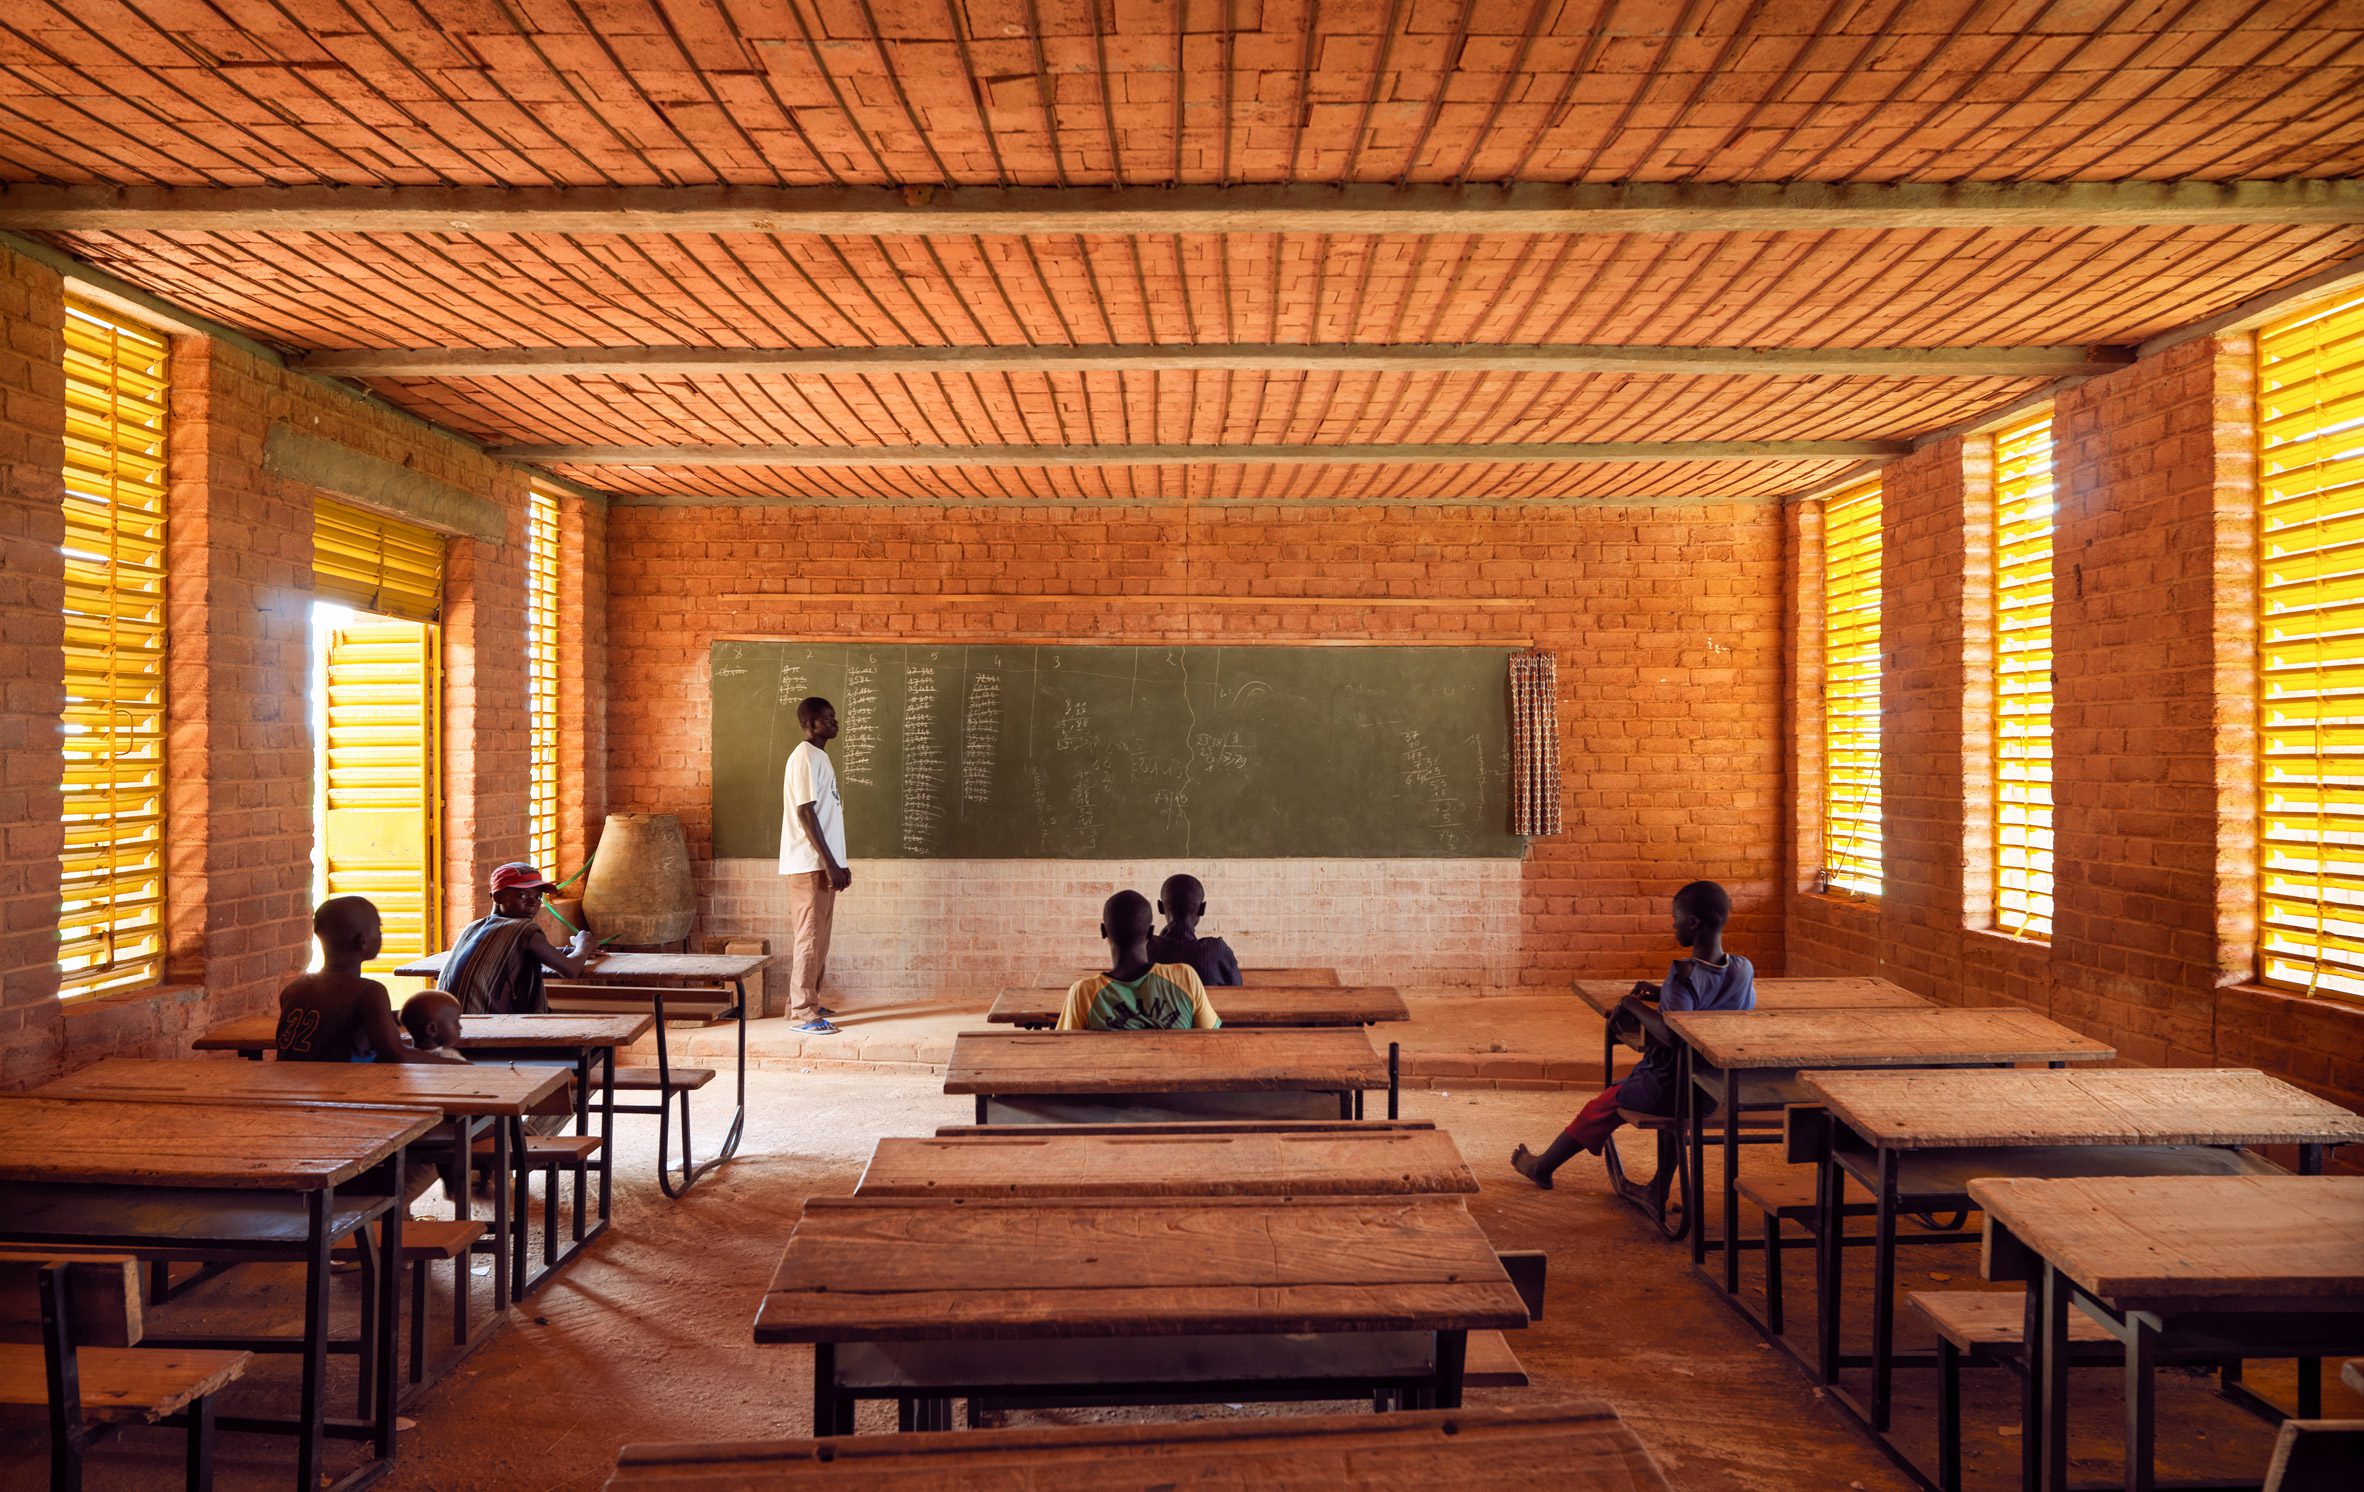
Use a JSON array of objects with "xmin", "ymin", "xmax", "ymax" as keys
[{"xmin": 1058, "ymin": 890, "xmax": 1222, "ymax": 1031}]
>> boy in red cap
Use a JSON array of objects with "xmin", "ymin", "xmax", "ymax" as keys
[{"xmin": 437, "ymin": 862, "xmax": 599, "ymax": 1016}]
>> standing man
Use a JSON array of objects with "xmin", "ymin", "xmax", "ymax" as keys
[{"xmin": 780, "ymin": 696, "xmax": 850, "ymax": 1035}]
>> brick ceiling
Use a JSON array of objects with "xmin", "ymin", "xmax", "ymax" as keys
[{"xmin": 3, "ymin": 1, "xmax": 2361, "ymax": 504}]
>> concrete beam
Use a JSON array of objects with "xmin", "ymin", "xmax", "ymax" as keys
[
  {"xmin": 298, "ymin": 342, "xmax": 2130, "ymax": 380},
  {"xmin": 5, "ymin": 180, "xmax": 2358, "ymax": 236},
  {"xmin": 487, "ymin": 440, "xmax": 1907, "ymax": 469},
  {"xmin": 264, "ymin": 424, "xmax": 506, "ymax": 543}
]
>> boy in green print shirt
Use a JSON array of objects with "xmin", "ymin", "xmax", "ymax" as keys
[{"xmin": 1057, "ymin": 890, "xmax": 1223, "ymax": 1031}]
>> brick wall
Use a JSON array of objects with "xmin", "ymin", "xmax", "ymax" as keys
[
  {"xmin": 0, "ymin": 239, "xmax": 604, "ymax": 1083},
  {"xmin": 1786, "ymin": 337, "xmax": 2364, "ymax": 1120},
  {"xmin": 604, "ymin": 500, "xmax": 1790, "ymax": 997}
]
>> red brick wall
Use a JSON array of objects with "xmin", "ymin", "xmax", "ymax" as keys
[
  {"xmin": 603, "ymin": 501, "xmax": 1791, "ymax": 985},
  {"xmin": 1786, "ymin": 337, "xmax": 2364, "ymax": 1120},
  {"xmin": 0, "ymin": 248, "xmax": 67, "ymax": 1087},
  {"xmin": 0, "ymin": 239, "xmax": 601, "ymax": 1083}
]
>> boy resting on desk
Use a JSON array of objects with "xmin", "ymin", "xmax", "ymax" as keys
[
  {"xmin": 1058, "ymin": 890, "xmax": 1224, "ymax": 1031},
  {"xmin": 438, "ymin": 862, "xmax": 599, "ymax": 1015},
  {"xmin": 1145, "ymin": 872, "xmax": 1242, "ymax": 987},
  {"xmin": 1512, "ymin": 880, "xmax": 1754, "ymax": 1188},
  {"xmin": 276, "ymin": 897, "xmax": 468, "ymax": 1064}
]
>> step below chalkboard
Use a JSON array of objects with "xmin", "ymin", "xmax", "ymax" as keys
[{"xmin": 710, "ymin": 642, "xmax": 1524, "ymax": 860}]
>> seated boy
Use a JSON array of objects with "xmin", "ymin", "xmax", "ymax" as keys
[
  {"xmin": 1512, "ymin": 880, "xmax": 1753, "ymax": 1188},
  {"xmin": 1058, "ymin": 889, "xmax": 1224, "ymax": 1031},
  {"xmin": 277, "ymin": 897, "xmax": 467, "ymax": 1064},
  {"xmin": 437, "ymin": 862, "xmax": 599, "ymax": 1015},
  {"xmin": 400, "ymin": 990, "xmax": 467, "ymax": 1061},
  {"xmin": 1144, "ymin": 872, "xmax": 1242, "ymax": 987}
]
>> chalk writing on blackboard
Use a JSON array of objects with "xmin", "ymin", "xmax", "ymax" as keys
[
  {"xmin": 962, "ymin": 672, "xmax": 1001, "ymax": 807},
  {"xmin": 902, "ymin": 665, "xmax": 942, "ymax": 854},
  {"xmin": 840, "ymin": 662, "xmax": 878, "ymax": 788}
]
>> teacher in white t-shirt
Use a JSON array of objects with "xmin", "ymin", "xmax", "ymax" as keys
[{"xmin": 779, "ymin": 696, "xmax": 850, "ymax": 1035}]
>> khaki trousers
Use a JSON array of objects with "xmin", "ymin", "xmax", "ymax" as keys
[{"xmin": 784, "ymin": 871, "xmax": 836, "ymax": 1020}]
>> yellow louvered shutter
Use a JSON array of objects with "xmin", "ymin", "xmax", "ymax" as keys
[
  {"xmin": 1993, "ymin": 411, "xmax": 2057, "ymax": 939},
  {"xmin": 58, "ymin": 300, "xmax": 169, "ymax": 998},
  {"xmin": 526, "ymin": 488, "xmax": 561, "ymax": 874},
  {"xmin": 320, "ymin": 617, "xmax": 442, "ymax": 977},
  {"xmin": 313, "ymin": 496, "xmax": 444, "ymax": 623},
  {"xmin": 2259, "ymin": 287, "xmax": 2364, "ymax": 1004},
  {"xmin": 1823, "ymin": 477, "xmax": 1883, "ymax": 895}
]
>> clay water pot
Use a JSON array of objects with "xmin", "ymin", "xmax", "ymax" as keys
[{"xmin": 580, "ymin": 812, "xmax": 695, "ymax": 946}]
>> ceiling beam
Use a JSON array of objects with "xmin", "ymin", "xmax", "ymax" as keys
[
  {"xmin": 486, "ymin": 440, "xmax": 1905, "ymax": 469},
  {"xmin": 5, "ymin": 180, "xmax": 2358, "ymax": 237},
  {"xmin": 299, "ymin": 342, "xmax": 2129, "ymax": 381}
]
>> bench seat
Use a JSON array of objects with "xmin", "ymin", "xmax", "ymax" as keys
[
  {"xmin": 1908, "ymin": 1290, "xmax": 2116, "ymax": 1354},
  {"xmin": 1463, "ymin": 1329, "xmax": 1528, "ymax": 1389},
  {"xmin": 610, "ymin": 1065, "xmax": 714, "ymax": 1093},
  {"xmin": 2265, "ymin": 1420, "xmax": 2364, "ymax": 1492},
  {"xmin": 0, "ymin": 1343, "xmax": 251, "ymax": 1424},
  {"xmin": 332, "ymin": 1219, "xmax": 485, "ymax": 1265},
  {"xmin": 473, "ymin": 1134, "xmax": 603, "ymax": 1166}
]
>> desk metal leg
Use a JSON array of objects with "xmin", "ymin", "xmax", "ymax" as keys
[
  {"xmin": 2125, "ymin": 1312, "xmax": 2156, "ymax": 1492},
  {"xmin": 1720, "ymin": 1068, "xmax": 1741, "ymax": 1294},
  {"xmin": 1870, "ymin": 1146, "xmax": 1900, "ymax": 1431},
  {"xmin": 1685, "ymin": 1048, "xmax": 1707, "ymax": 1268},
  {"xmin": 597, "ymin": 1046, "xmax": 616, "ymax": 1225},
  {"xmin": 2022, "ymin": 1276, "xmax": 2044, "ymax": 1492},
  {"xmin": 1818, "ymin": 1141, "xmax": 1845, "ymax": 1382},
  {"xmin": 1602, "ymin": 1021, "xmax": 1617, "ymax": 1087},
  {"xmin": 297, "ymin": 1188, "xmax": 331, "ymax": 1492},
  {"xmin": 1434, "ymin": 1329, "xmax": 1468, "ymax": 1409},
  {"xmin": 491, "ymin": 1118, "xmax": 513, "ymax": 1313},
  {"xmin": 510, "ymin": 1116, "xmax": 530, "ymax": 1301},
  {"xmin": 811, "ymin": 1343, "xmax": 838, "ymax": 1438},
  {"xmin": 374, "ymin": 1199, "xmax": 402, "ymax": 1461},
  {"xmin": 2041, "ymin": 1264, "xmax": 2071, "ymax": 1492}
]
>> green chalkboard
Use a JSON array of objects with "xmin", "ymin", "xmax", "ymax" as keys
[{"xmin": 709, "ymin": 642, "xmax": 1524, "ymax": 860}]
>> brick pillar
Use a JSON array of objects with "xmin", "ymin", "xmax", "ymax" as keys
[{"xmin": 0, "ymin": 245, "xmax": 67, "ymax": 1085}]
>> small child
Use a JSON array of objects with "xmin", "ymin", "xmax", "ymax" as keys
[
  {"xmin": 1512, "ymin": 881, "xmax": 1754, "ymax": 1188},
  {"xmin": 1059, "ymin": 889, "xmax": 1223, "ymax": 1031},
  {"xmin": 400, "ymin": 990, "xmax": 467, "ymax": 1060},
  {"xmin": 1145, "ymin": 872, "xmax": 1242, "ymax": 988},
  {"xmin": 277, "ymin": 897, "xmax": 466, "ymax": 1064}
]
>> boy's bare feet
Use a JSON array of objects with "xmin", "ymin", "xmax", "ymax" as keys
[{"xmin": 1510, "ymin": 1143, "xmax": 1553, "ymax": 1190}]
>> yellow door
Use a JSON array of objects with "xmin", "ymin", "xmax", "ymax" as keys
[{"xmin": 319, "ymin": 615, "xmax": 441, "ymax": 978}]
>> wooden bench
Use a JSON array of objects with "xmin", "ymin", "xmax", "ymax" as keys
[
  {"xmin": 473, "ymin": 1133, "xmax": 603, "ymax": 1290},
  {"xmin": 2265, "ymin": 1420, "xmax": 2364, "ymax": 1492},
  {"xmin": 1906, "ymin": 1289, "xmax": 2238, "ymax": 1492},
  {"xmin": 606, "ymin": 1401, "xmax": 1673, "ymax": 1489},
  {"xmin": 0, "ymin": 1253, "xmax": 251, "ymax": 1492},
  {"xmin": 332, "ymin": 1219, "xmax": 485, "ymax": 1389}
]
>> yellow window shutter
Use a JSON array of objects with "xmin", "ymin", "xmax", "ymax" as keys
[
  {"xmin": 1992, "ymin": 410, "xmax": 2056, "ymax": 939},
  {"xmin": 2259, "ymin": 286, "xmax": 2364, "ymax": 1004},
  {"xmin": 320, "ymin": 618, "xmax": 442, "ymax": 976},
  {"xmin": 59, "ymin": 299, "xmax": 170, "ymax": 998},
  {"xmin": 314, "ymin": 496, "xmax": 444, "ymax": 623},
  {"xmin": 1822, "ymin": 476, "xmax": 1883, "ymax": 896},
  {"xmin": 527, "ymin": 487, "xmax": 561, "ymax": 873}
]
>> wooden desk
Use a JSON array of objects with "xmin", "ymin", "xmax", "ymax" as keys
[
  {"xmin": 1037, "ymin": 965, "xmax": 1340, "ymax": 987},
  {"xmin": 606, "ymin": 1401, "xmax": 1671, "ymax": 1489},
  {"xmin": 38, "ymin": 1058, "xmax": 568, "ymax": 1312},
  {"xmin": 855, "ymin": 1124, "xmax": 1476, "ymax": 1199},
  {"xmin": 755, "ymin": 1194, "xmax": 1529, "ymax": 1433},
  {"xmin": 1573, "ymin": 976, "xmax": 1930, "ymax": 1083},
  {"xmin": 1797, "ymin": 1067, "xmax": 2364, "ymax": 1438},
  {"xmin": 395, "ymin": 950, "xmax": 763, "ymax": 1196},
  {"xmin": 987, "ymin": 983, "xmax": 1409, "ymax": 1029},
  {"xmin": 944, "ymin": 1028, "xmax": 1392, "ymax": 1124},
  {"xmin": 194, "ymin": 1012, "xmax": 653, "ymax": 1259},
  {"xmin": 1975, "ymin": 1175, "xmax": 2364, "ymax": 1492},
  {"xmin": 1664, "ymin": 1007, "xmax": 2114, "ymax": 1299},
  {"xmin": 0, "ymin": 1096, "xmax": 431, "ymax": 1491}
]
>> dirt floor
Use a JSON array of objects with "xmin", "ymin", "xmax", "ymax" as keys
[{"xmin": 4, "ymin": 1063, "xmax": 2353, "ymax": 1490}]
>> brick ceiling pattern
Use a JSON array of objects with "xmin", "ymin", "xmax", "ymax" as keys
[{"xmin": 4, "ymin": 1, "xmax": 2361, "ymax": 502}]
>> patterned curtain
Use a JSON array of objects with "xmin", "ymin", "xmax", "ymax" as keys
[{"xmin": 1509, "ymin": 650, "xmax": 1562, "ymax": 836}]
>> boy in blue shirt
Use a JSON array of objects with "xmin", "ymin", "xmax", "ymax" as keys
[{"xmin": 1512, "ymin": 881, "xmax": 1753, "ymax": 1188}]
